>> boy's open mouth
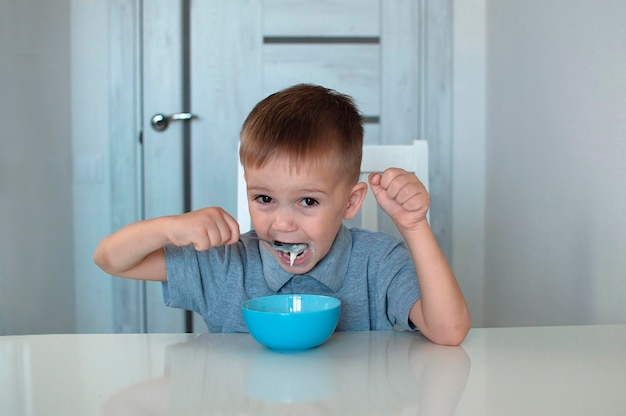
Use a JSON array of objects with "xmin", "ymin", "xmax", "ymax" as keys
[{"xmin": 271, "ymin": 241, "xmax": 308, "ymax": 266}]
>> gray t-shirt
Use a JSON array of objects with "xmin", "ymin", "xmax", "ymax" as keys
[{"xmin": 163, "ymin": 225, "xmax": 421, "ymax": 332}]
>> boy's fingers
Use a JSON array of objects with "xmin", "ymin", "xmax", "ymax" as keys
[
  {"xmin": 368, "ymin": 172, "xmax": 382, "ymax": 186},
  {"xmin": 210, "ymin": 213, "xmax": 240, "ymax": 247},
  {"xmin": 193, "ymin": 236, "xmax": 212, "ymax": 252},
  {"xmin": 368, "ymin": 173, "xmax": 386, "ymax": 199},
  {"xmin": 224, "ymin": 215, "xmax": 241, "ymax": 245},
  {"xmin": 378, "ymin": 168, "xmax": 405, "ymax": 189},
  {"xmin": 395, "ymin": 182, "xmax": 422, "ymax": 205}
]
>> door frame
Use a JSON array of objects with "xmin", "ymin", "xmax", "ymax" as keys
[
  {"xmin": 109, "ymin": 0, "xmax": 145, "ymax": 332},
  {"xmin": 108, "ymin": 0, "xmax": 453, "ymax": 332}
]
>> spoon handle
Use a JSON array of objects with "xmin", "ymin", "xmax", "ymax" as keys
[{"xmin": 246, "ymin": 236, "xmax": 306, "ymax": 253}]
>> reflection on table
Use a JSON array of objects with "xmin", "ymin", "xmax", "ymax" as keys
[{"xmin": 101, "ymin": 331, "xmax": 470, "ymax": 415}]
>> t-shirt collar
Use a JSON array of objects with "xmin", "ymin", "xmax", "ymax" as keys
[{"xmin": 259, "ymin": 225, "xmax": 351, "ymax": 292}]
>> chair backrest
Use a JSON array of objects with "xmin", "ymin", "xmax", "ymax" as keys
[
  {"xmin": 237, "ymin": 140, "xmax": 429, "ymax": 233},
  {"xmin": 360, "ymin": 140, "xmax": 429, "ymax": 231},
  {"xmin": 237, "ymin": 155, "xmax": 252, "ymax": 233}
]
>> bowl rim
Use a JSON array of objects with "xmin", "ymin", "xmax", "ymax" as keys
[{"xmin": 242, "ymin": 294, "xmax": 341, "ymax": 315}]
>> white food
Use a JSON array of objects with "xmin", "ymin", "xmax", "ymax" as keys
[{"xmin": 272, "ymin": 242, "xmax": 307, "ymax": 266}]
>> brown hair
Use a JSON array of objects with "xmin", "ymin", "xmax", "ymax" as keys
[{"xmin": 240, "ymin": 84, "xmax": 363, "ymax": 184}]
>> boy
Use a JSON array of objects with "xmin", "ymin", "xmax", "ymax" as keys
[{"xmin": 94, "ymin": 84, "xmax": 471, "ymax": 345}]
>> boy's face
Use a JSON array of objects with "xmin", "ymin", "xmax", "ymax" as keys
[{"xmin": 244, "ymin": 155, "xmax": 366, "ymax": 274}]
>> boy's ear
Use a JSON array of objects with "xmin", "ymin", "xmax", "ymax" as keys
[{"xmin": 344, "ymin": 182, "xmax": 368, "ymax": 220}]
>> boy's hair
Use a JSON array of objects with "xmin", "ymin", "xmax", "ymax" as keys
[{"xmin": 240, "ymin": 84, "xmax": 364, "ymax": 184}]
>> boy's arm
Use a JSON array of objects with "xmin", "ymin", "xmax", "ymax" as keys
[
  {"xmin": 93, "ymin": 217, "xmax": 171, "ymax": 281},
  {"xmin": 368, "ymin": 169, "xmax": 471, "ymax": 345},
  {"xmin": 402, "ymin": 222, "xmax": 470, "ymax": 345},
  {"xmin": 93, "ymin": 207, "xmax": 240, "ymax": 282}
]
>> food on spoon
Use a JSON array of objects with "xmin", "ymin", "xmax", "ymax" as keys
[{"xmin": 272, "ymin": 242, "xmax": 307, "ymax": 266}]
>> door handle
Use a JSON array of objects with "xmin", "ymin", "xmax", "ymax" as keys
[{"xmin": 151, "ymin": 112, "xmax": 196, "ymax": 131}]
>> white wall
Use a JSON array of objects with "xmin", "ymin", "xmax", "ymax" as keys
[
  {"xmin": 0, "ymin": 0, "xmax": 114, "ymax": 335},
  {"xmin": 71, "ymin": 0, "xmax": 115, "ymax": 333},
  {"xmin": 452, "ymin": 0, "xmax": 487, "ymax": 326},
  {"xmin": 482, "ymin": 0, "xmax": 626, "ymax": 326},
  {"xmin": 0, "ymin": 0, "xmax": 75, "ymax": 334},
  {"xmin": 453, "ymin": 0, "xmax": 626, "ymax": 327}
]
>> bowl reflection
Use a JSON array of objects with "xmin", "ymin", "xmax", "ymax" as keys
[{"xmin": 246, "ymin": 348, "xmax": 338, "ymax": 403}]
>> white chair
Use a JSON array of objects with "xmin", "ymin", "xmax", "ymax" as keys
[
  {"xmin": 360, "ymin": 140, "xmax": 429, "ymax": 231},
  {"xmin": 237, "ymin": 140, "xmax": 429, "ymax": 233},
  {"xmin": 237, "ymin": 156, "xmax": 252, "ymax": 233}
]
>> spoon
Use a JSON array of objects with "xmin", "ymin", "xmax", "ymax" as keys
[
  {"xmin": 248, "ymin": 236, "xmax": 308, "ymax": 266},
  {"xmin": 249, "ymin": 236, "xmax": 307, "ymax": 253}
]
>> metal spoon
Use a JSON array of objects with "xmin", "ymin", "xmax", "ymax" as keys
[
  {"xmin": 249, "ymin": 237, "xmax": 309, "ymax": 266},
  {"xmin": 249, "ymin": 236, "xmax": 308, "ymax": 254}
]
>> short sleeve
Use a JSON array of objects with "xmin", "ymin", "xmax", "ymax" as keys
[
  {"xmin": 162, "ymin": 244, "xmax": 207, "ymax": 315},
  {"xmin": 379, "ymin": 241, "xmax": 421, "ymax": 331}
]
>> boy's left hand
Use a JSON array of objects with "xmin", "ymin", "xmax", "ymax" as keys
[{"xmin": 368, "ymin": 168, "xmax": 429, "ymax": 231}]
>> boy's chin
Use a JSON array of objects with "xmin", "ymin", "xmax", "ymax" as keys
[{"xmin": 279, "ymin": 263, "xmax": 315, "ymax": 274}]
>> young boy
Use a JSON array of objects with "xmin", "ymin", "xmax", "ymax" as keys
[{"xmin": 94, "ymin": 84, "xmax": 471, "ymax": 345}]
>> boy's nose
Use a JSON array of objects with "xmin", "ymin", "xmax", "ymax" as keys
[{"xmin": 271, "ymin": 207, "xmax": 297, "ymax": 232}]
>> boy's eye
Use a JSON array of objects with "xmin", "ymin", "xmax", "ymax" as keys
[
  {"xmin": 300, "ymin": 197, "xmax": 319, "ymax": 207},
  {"xmin": 255, "ymin": 195, "xmax": 273, "ymax": 204}
]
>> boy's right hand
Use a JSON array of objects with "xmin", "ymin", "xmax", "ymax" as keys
[
  {"xmin": 94, "ymin": 206, "xmax": 240, "ymax": 281},
  {"xmin": 164, "ymin": 207, "xmax": 240, "ymax": 251}
]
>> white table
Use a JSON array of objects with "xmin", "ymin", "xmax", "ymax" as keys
[{"xmin": 1, "ymin": 325, "xmax": 625, "ymax": 415}]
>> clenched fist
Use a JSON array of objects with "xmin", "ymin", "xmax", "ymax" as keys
[{"xmin": 368, "ymin": 168, "xmax": 430, "ymax": 231}]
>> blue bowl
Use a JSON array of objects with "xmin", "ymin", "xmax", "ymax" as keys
[{"xmin": 242, "ymin": 294, "xmax": 341, "ymax": 351}]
